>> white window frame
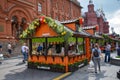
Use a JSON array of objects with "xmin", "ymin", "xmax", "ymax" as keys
[{"xmin": 38, "ymin": 3, "xmax": 42, "ymax": 12}]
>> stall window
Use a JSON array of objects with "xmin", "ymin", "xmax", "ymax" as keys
[
  {"xmin": 78, "ymin": 38, "xmax": 84, "ymax": 54},
  {"xmin": 67, "ymin": 37, "xmax": 85, "ymax": 55},
  {"xmin": 32, "ymin": 37, "xmax": 65, "ymax": 56}
]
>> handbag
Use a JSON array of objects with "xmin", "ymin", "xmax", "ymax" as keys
[{"xmin": 89, "ymin": 60, "xmax": 94, "ymax": 67}]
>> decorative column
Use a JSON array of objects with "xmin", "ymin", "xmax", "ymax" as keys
[
  {"xmin": 85, "ymin": 37, "xmax": 91, "ymax": 61},
  {"xmin": 45, "ymin": 37, "xmax": 48, "ymax": 56},
  {"xmin": 29, "ymin": 38, "xmax": 32, "ymax": 55}
]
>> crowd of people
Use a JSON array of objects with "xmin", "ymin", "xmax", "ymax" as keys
[
  {"xmin": 0, "ymin": 42, "xmax": 29, "ymax": 64},
  {"xmin": 0, "ymin": 41, "xmax": 120, "ymax": 73}
]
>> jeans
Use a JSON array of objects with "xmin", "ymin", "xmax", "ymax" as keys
[
  {"xmin": 22, "ymin": 52, "xmax": 28, "ymax": 61},
  {"xmin": 93, "ymin": 57, "xmax": 101, "ymax": 72},
  {"xmin": 8, "ymin": 49, "xmax": 12, "ymax": 54},
  {"xmin": 104, "ymin": 51, "xmax": 111, "ymax": 62}
]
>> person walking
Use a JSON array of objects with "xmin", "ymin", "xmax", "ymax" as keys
[
  {"xmin": 7, "ymin": 42, "xmax": 12, "ymax": 55},
  {"xmin": 92, "ymin": 44, "xmax": 103, "ymax": 73},
  {"xmin": 104, "ymin": 42, "xmax": 111, "ymax": 63},
  {"xmin": 21, "ymin": 43, "xmax": 29, "ymax": 63},
  {"xmin": 91, "ymin": 43, "xmax": 95, "ymax": 62},
  {"xmin": 0, "ymin": 44, "xmax": 3, "ymax": 64}
]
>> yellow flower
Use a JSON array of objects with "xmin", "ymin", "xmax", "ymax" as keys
[
  {"xmin": 20, "ymin": 35, "xmax": 23, "ymax": 38},
  {"xmin": 34, "ymin": 21, "xmax": 37, "ymax": 24},
  {"xmin": 25, "ymin": 30, "xmax": 28, "ymax": 33},
  {"xmin": 61, "ymin": 32, "xmax": 64, "ymax": 35},
  {"xmin": 34, "ymin": 26, "xmax": 37, "ymax": 28},
  {"xmin": 63, "ymin": 31, "xmax": 66, "ymax": 35},
  {"xmin": 43, "ymin": 19, "xmax": 46, "ymax": 23},
  {"xmin": 54, "ymin": 24, "xmax": 57, "ymax": 28}
]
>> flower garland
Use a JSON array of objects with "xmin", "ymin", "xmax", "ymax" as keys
[
  {"xmin": 20, "ymin": 19, "xmax": 40, "ymax": 38},
  {"xmin": 19, "ymin": 16, "xmax": 73, "ymax": 40}
]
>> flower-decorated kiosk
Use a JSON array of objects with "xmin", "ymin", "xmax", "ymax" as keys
[{"xmin": 20, "ymin": 16, "xmax": 91, "ymax": 72}]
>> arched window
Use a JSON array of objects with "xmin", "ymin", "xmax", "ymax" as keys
[
  {"xmin": 11, "ymin": 16, "xmax": 18, "ymax": 24},
  {"xmin": 21, "ymin": 18, "xmax": 26, "ymax": 24},
  {"xmin": 11, "ymin": 16, "xmax": 27, "ymax": 38},
  {"xmin": 19, "ymin": 17, "xmax": 27, "ymax": 35},
  {"xmin": 21, "ymin": 18, "xmax": 26, "ymax": 28},
  {"xmin": 11, "ymin": 16, "xmax": 18, "ymax": 37}
]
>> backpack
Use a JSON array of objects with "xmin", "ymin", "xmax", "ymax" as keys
[{"xmin": 93, "ymin": 49, "xmax": 99, "ymax": 57}]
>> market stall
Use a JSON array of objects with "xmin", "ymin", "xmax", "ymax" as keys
[{"xmin": 20, "ymin": 16, "xmax": 91, "ymax": 72}]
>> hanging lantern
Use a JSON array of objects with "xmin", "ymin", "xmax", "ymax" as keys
[
  {"xmin": 79, "ymin": 17, "xmax": 84, "ymax": 25},
  {"xmin": 95, "ymin": 25, "xmax": 99, "ymax": 31}
]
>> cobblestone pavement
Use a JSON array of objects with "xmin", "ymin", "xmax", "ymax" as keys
[
  {"xmin": 63, "ymin": 52, "xmax": 120, "ymax": 80},
  {"xmin": 0, "ymin": 58, "xmax": 62, "ymax": 80},
  {"xmin": 0, "ymin": 52, "xmax": 120, "ymax": 80}
]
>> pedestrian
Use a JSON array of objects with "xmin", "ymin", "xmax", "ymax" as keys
[
  {"xmin": 21, "ymin": 43, "xmax": 29, "ymax": 63},
  {"xmin": 91, "ymin": 43, "xmax": 95, "ymax": 62},
  {"xmin": 0, "ymin": 43, "xmax": 3, "ymax": 64},
  {"xmin": 92, "ymin": 44, "xmax": 103, "ymax": 73},
  {"xmin": 104, "ymin": 42, "xmax": 111, "ymax": 63},
  {"xmin": 117, "ymin": 45, "xmax": 120, "ymax": 56},
  {"xmin": 7, "ymin": 42, "xmax": 12, "ymax": 55}
]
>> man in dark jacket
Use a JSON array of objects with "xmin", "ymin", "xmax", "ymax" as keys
[
  {"xmin": 117, "ymin": 45, "xmax": 120, "ymax": 56},
  {"xmin": 0, "ymin": 44, "xmax": 3, "ymax": 64},
  {"xmin": 37, "ymin": 44, "xmax": 43, "ymax": 54}
]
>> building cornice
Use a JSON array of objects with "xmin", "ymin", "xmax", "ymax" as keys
[{"xmin": 70, "ymin": 0, "xmax": 83, "ymax": 8}]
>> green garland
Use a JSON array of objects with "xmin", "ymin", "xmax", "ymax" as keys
[
  {"xmin": 20, "ymin": 19, "xmax": 40, "ymax": 38},
  {"xmin": 20, "ymin": 16, "xmax": 73, "ymax": 40}
]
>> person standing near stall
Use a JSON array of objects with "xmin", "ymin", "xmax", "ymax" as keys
[
  {"xmin": 21, "ymin": 43, "xmax": 29, "ymax": 63},
  {"xmin": 117, "ymin": 45, "xmax": 120, "ymax": 56},
  {"xmin": 37, "ymin": 44, "xmax": 43, "ymax": 55},
  {"xmin": 104, "ymin": 42, "xmax": 111, "ymax": 63}
]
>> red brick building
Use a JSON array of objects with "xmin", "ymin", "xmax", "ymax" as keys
[
  {"xmin": 83, "ymin": 0, "xmax": 109, "ymax": 34},
  {"xmin": 0, "ymin": 0, "xmax": 82, "ymax": 39}
]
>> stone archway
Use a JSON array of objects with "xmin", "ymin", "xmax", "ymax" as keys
[
  {"xmin": 11, "ymin": 15, "xmax": 27, "ymax": 37},
  {"xmin": 11, "ymin": 11, "xmax": 28, "ymax": 38},
  {"xmin": 11, "ymin": 16, "xmax": 18, "ymax": 37}
]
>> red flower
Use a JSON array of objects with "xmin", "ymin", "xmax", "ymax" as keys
[{"xmin": 39, "ymin": 16, "xmax": 45, "ymax": 24}]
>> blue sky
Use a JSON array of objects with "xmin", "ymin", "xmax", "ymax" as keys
[{"xmin": 78, "ymin": 0, "xmax": 120, "ymax": 34}]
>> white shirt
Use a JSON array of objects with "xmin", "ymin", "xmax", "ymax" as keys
[
  {"xmin": 105, "ymin": 44, "xmax": 111, "ymax": 51},
  {"xmin": 8, "ymin": 44, "xmax": 12, "ymax": 50},
  {"xmin": 21, "ymin": 46, "xmax": 29, "ymax": 53}
]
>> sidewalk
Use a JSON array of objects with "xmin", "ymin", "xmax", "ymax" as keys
[
  {"xmin": 63, "ymin": 51, "xmax": 120, "ymax": 80},
  {"xmin": 0, "ymin": 56, "xmax": 63, "ymax": 80},
  {"xmin": 0, "ymin": 51, "xmax": 119, "ymax": 80}
]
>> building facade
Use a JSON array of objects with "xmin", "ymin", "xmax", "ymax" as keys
[
  {"xmin": 83, "ymin": 0, "xmax": 109, "ymax": 34},
  {"xmin": 0, "ymin": 0, "xmax": 82, "ymax": 39}
]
